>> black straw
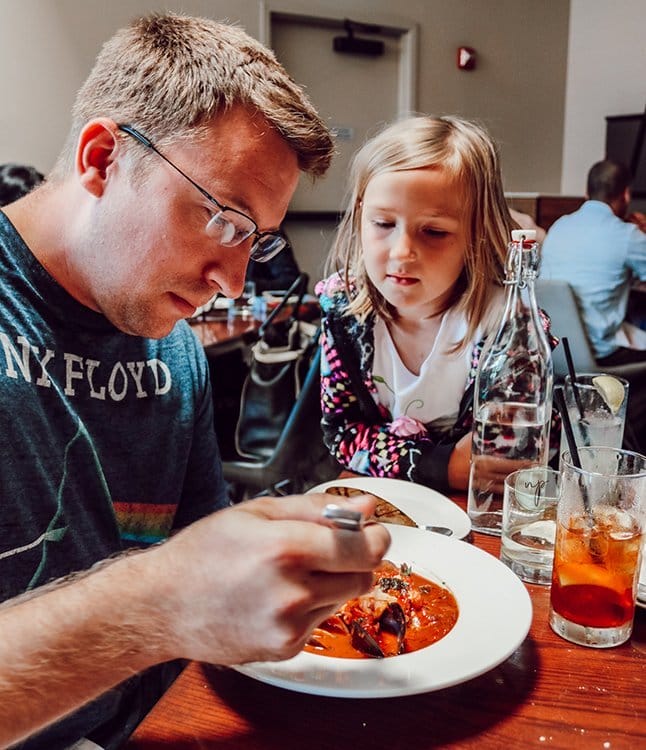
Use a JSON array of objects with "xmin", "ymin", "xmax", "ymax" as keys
[
  {"xmin": 554, "ymin": 386, "xmax": 592, "ymax": 515},
  {"xmin": 561, "ymin": 337, "xmax": 585, "ymax": 420}
]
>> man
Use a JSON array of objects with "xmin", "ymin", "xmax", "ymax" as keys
[
  {"xmin": 540, "ymin": 159, "xmax": 646, "ymax": 365},
  {"xmin": 0, "ymin": 14, "xmax": 389, "ymax": 750}
]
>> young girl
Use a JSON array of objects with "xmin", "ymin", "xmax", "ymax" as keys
[{"xmin": 317, "ymin": 114, "xmax": 551, "ymax": 492}]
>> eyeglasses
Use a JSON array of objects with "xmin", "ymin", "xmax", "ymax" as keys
[{"xmin": 117, "ymin": 124, "xmax": 287, "ymax": 262}]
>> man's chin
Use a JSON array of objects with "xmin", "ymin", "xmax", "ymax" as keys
[
  {"xmin": 114, "ymin": 313, "xmax": 181, "ymax": 339},
  {"xmin": 139, "ymin": 319, "xmax": 181, "ymax": 339}
]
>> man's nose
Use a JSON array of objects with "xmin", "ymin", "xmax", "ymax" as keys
[{"xmin": 204, "ymin": 257, "xmax": 249, "ymax": 299}]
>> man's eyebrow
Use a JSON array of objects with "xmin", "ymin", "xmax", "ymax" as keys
[{"xmin": 202, "ymin": 181, "xmax": 282, "ymax": 234}]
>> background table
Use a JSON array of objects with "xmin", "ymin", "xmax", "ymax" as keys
[{"xmin": 189, "ymin": 316, "xmax": 259, "ymax": 349}]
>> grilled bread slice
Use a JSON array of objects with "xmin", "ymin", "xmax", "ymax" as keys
[{"xmin": 324, "ymin": 485, "xmax": 417, "ymax": 527}]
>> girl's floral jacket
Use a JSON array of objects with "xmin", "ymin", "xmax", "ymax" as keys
[{"xmin": 317, "ymin": 276, "xmax": 558, "ymax": 492}]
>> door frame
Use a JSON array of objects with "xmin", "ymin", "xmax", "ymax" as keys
[{"xmin": 258, "ymin": 2, "xmax": 418, "ymax": 117}]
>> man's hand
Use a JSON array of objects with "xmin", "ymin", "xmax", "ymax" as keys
[
  {"xmin": 627, "ymin": 211, "xmax": 646, "ymax": 233},
  {"xmin": 0, "ymin": 493, "xmax": 390, "ymax": 748},
  {"xmin": 144, "ymin": 492, "xmax": 391, "ymax": 665}
]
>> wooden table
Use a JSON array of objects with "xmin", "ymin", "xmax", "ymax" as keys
[
  {"xmin": 125, "ymin": 494, "xmax": 646, "ymax": 750},
  {"xmin": 189, "ymin": 315, "xmax": 259, "ymax": 349},
  {"xmin": 189, "ymin": 297, "xmax": 320, "ymax": 350}
]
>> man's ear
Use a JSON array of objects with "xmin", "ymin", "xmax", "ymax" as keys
[{"xmin": 76, "ymin": 118, "xmax": 121, "ymax": 198}]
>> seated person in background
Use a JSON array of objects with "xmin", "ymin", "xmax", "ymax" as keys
[
  {"xmin": 317, "ymin": 115, "xmax": 556, "ymax": 493},
  {"xmin": 540, "ymin": 159, "xmax": 646, "ymax": 365},
  {"xmin": 246, "ymin": 228, "xmax": 301, "ymax": 293},
  {"xmin": 626, "ymin": 208, "xmax": 646, "ymax": 330},
  {"xmin": 627, "ymin": 209, "xmax": 646, "ymax": 233},
  {"xmin": 0, "ymin": 162, "xmax": 44, "ymax": 206},
  {"xmin": 0, "ymin": 13, "xmax": 389, "ymax": 750}
]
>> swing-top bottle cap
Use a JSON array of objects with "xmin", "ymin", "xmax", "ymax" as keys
[{"xmin": 511, "ymin": 229, "xmax": 537, "ymax": 242}]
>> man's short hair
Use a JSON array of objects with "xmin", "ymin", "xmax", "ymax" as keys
[
  {"xmin": 587, "ymin": 159, "xmax": 632, "ymax": 202},
  {"xmin": 53, "ymin": 13, "xmax": 333, "ymax": 179}
]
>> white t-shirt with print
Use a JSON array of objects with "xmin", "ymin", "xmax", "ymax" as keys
[{"xmin": 372, "ymin": 288, "xmax": 504, "ymax": 429}]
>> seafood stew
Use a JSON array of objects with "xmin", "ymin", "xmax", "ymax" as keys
[{"xmin": 305, "ymin": 560, "xmax": 459, "ymax": 659}]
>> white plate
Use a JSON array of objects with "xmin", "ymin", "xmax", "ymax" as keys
[
  {"xmin": 307, "ymin": 477, "xmax": 471, "ymax": 539},
  {"xmin": 234, "ymin": 526, "xmax": 532, "ymax": 698}
]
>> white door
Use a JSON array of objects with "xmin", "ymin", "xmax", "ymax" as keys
[{"xmin": 260, "ymin": 6, "xmax": 418, "ymax": 283}]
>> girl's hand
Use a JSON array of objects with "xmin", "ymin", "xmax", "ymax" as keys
[{"xmin": 447, "ymin": 433, "xmax": 472, "ymax": 490}]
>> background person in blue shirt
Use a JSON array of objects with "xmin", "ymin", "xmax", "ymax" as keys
[
  {"xmin": 541, "ymin": 159, "xmax": 646, "ymax": 453},
  {"xmin": 540, "ymin": 159, "xmax": 646, "ymax": 365}
]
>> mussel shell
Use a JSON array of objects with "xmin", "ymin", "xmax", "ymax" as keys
[
  {"xmin": 350, "ymin": 621, "xmax": 385, "ymax": 658},
  {"xmin": 380, "ymin": 602, "xmax": 406, "ymax": 639},
  {"xmin": 379, "ymin": 602, "xmax": 406, "ymax": 655},
  {"xmin": 349, "ymin": 603, "xmax": 407, "ymax": 658}
]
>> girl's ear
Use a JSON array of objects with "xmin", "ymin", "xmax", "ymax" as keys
[{"xmin": 76, "ymin": 118, "xmax": 121, "ymax": 198}]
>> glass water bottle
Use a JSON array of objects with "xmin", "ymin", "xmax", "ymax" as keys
[{"xmin": 467, "ymin": 229, "xmax": 554, "ymax": 535}]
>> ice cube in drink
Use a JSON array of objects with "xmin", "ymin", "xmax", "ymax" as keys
[{"xmin": 559, "ymin": 404, "xmax": 624, "ymax": 457}]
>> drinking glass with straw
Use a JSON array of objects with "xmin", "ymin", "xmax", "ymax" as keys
[
  {"xmin": 558, "ymin": 338, "xmax": 629, "ymax": 466},
  {"xmin": 551, "ymin": 387, "xmax": 645, "ymax": 648}
]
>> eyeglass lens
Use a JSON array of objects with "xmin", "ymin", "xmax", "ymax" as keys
[
  {"xmin": 251, "ymin": 234, "xmax": 287, "ymax": 262},
  {"xmin": 206, "ymin": 212, "xmax": 253, "ymax": 246}
]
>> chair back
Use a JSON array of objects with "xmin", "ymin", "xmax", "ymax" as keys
[{"xmin": 534, "ymin": 278, "xmax": 599, "ymax": 380}]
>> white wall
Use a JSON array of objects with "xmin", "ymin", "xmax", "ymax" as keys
[
  {"xmin": 0, "ymin": 0, "xmax": 570, "ymax": 189},
  {"xmin": 0, "ymin": 0, "xmax": 573, "ymax": 284},
  {"xmin": 0, "ymin": 0, "xmax": 260, "ymax": 171},
  {"xmin": 561, "ymin": 0, "xmax": 646, "ymax": 195}
]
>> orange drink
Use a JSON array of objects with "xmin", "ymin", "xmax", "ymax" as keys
[
  {"xmin": 551, "ymin": 510, "xmax": 641, "ymax": 628},
  {"xmin": 549, "ymin": 447, "xmax": 646, "ymax": 648}
]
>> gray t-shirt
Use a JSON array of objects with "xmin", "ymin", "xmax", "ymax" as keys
[{"xmin": 0, "ymin": 211, "xmax": 227, "ymax": 748}]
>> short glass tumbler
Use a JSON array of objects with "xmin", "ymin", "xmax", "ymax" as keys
[
  {"xmin": 227, "ymin": 280, "xmax": 256, "ymax": 320},
  {"xmin": 500, "ymin": 467, "xmax": 560, "ymax": 584},
  {"xmin": 549, "ymin": 447, "xmax": 646, "ymax": 648},
  {"xmin": 559, "ymin": 374, "xmax": 628, "ymax": 466}
]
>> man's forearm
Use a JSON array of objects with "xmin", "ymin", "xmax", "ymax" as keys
[
  {"xmin": 0, "ymin": 551, "xmax": 168, "ymax": 749},
  {"xmin": 0, "ymin": 495, "xmax": 391, "ymax": 749}
]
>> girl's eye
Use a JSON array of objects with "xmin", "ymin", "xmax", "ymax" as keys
[
  {"xmin": 423, "ymin": 227, "xmax": 449, "ymax": 238},
  {"xmin": 371, "ymin": 219, "xmax": 395, "ymax": 230}
]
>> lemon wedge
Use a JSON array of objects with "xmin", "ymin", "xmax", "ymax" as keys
[
  {"xmin": 556, "ymin": 562, "xmax": 619, "ymax": 590},
  {"xmin": 592, "ymin": 375, "xmax": 625, "ymax": 415}
]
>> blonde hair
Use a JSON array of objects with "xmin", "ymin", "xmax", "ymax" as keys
[
  {"xmin": 52, "ymin": 13, "xmax": 333, "ymax": 179},
  {"xmin": 326, "ymin": 115, "xmax": 513, "ymax": 350}
]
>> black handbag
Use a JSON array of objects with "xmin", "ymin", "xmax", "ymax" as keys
[{"xmin": 234, "ymin": 273, "xmax": 319, "ymax": 460}]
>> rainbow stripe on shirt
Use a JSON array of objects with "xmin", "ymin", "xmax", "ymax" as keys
[{"xmin": 112, "ymin": 501, "xmax": 177, "ymax": 545}]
